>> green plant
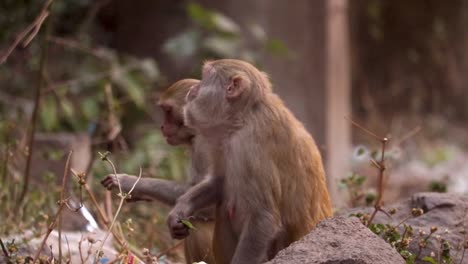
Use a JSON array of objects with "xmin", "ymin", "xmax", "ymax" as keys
[{"xmin": 163, "ymin": 2, "xmax": 289, "ymax": 67}]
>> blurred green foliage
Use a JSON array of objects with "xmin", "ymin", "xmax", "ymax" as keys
[
  {"xmin": 164, "ymin": 2, "xmax": 288, "ymax": 66},
  {"xmin": 0, "ymin": 1, "xmax": 283, "ymax": 257}
]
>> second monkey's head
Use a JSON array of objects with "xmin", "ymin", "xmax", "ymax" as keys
[{"xmin": 158, "ymin": 79, "xmax": 199, "ymax": 146}]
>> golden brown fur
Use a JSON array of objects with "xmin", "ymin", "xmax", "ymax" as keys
[
  {"xmin": 102, "ymin": 79, "xmax": 215, "ymax": 264},
  {"xmin": 168, "ymin": 60, "xmax": 332, "ymax": 264}
]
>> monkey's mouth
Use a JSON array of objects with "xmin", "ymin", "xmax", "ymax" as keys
[{"xmin": 165, "ymin": 135, "xmax": 179, "ymax": 145}]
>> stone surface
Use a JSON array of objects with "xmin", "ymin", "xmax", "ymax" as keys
[{"xmin": 266, "ymin": 216, "xmax": 405, "ymax": 264}]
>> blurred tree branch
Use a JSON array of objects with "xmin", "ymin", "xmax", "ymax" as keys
[
  {"xmin": 17, "ymin": 0, "xmax": 54, "ymax": 207},
  {"xmin": 0, "ymin": 0, "xmax": 53, "ymax": 64}
]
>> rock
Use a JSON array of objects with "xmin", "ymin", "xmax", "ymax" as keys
[
  {"xmin": 266, "ymin": 216, "xmax": 405, "ymax": 264},
  {"xmin": 344, "ymin": 192, "xmax": 468, "ymax": 264}
]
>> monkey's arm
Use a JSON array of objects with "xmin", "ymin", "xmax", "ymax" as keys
[
  {"xmin": 167, "ymin": 175, "xmax": 221, "ymax": 239},
  {"xmin": 101, "ymin": 174, "xmax": 189, "ymax": 205}
]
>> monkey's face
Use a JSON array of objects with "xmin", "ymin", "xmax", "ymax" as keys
[
  {"xmin": 159, "ymin": 102, "xmax": 195, "ymax": 145},
  {"xmin": 158, "ymin": 79, "xmax": 200, "ymax": 145}
]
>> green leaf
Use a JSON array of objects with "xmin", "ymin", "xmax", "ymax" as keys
[
  {"xmin": 421, "ymin": 256, "xmax": 437, "ymax": 264},
  {"xmin": 369, "ymin": 223, "xmax": 385, "ymax": 235},
  {"xmin": 40, "ymin": 97, "xmax": 58, "ymax": 131},
  {"xmin": 81, "ymin": 98, "xmax": 99, "ymax": 120},
  {"xmin": 139, "ymin": 59, "xmax": 160, "ymax": 81},
  {"xmin": 266, "ymin": 39, "xmax": 289, "ymax": 56},
  {"xmin": 355, "ymin": 175, "xmax": 367, "ymax": 185},
  {"xmin": 163, "ymin": 30, "xmax": 200, "ymax": 58},
  {"xmin": 181, "ymin": 219, "xmax": 197, "ymax": 230},
  {"xmin": 60, "ymin": 98, "xmax": 74, "ymax": 119},
  {"xmin": 212, "ymin": 13, "xmax": 240, "ymax": 34},
  {"xmin": 203, "ymin": 36, "xmax": 240, "ymax": 57},
  {"xmin": 186, "ymin": 2, "xmax": 214, "ymax": 29},
  {"xmin": 112, "ymin": 71, "xmax": 145, "ymax": 108}
]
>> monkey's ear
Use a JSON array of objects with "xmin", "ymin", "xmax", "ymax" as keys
[{"xmin": 226, "ymin": 75, "xmax": 248, "ymax": 99}]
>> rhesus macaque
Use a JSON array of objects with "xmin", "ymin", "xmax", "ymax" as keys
[
  {"xmin": 101, "ymin": 79, "xmax": 215, "ymax": 264},
  {"xmin": 167, "ymin": 59, "xmax": 333, "ymax": 264}
]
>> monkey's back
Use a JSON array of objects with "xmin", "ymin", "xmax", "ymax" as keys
[{"xmin": 255, "ymin": 94, "xmax": 332, "ymax": 241}]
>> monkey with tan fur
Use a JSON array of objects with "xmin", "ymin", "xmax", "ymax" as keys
[
  {"xmin": 167, "ymin": 59, "xmax": 333, "ymax": 264},
  {"xmin": 101, "ymin": 79, "xmax": 215, "ymax": 264}
]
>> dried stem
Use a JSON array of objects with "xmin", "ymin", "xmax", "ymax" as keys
[
  {"xmin": 1, "ymin": 133, "xmax": 11, "ymax": 185},
  {"xmin": 345, "ymin": 116, "xmax": 382, "ymax": 141},
  {"xmin": 156, "ymin": 240, "xmax": 185, "ymax": 259},
  {"xmin": 0, "ymin": 0, "xmax": 53, "ymax": 64},
  {"xmin": 346, "ymin": 117, "xmax": 390, "ymax": 226},
  {"xmin": 367, "ymin": 137, "xmax": 388, "ymax": 226},
  {"xmin": 32, "ymin": 197, "xmax": 69, "ymax": 263},
  {"xmin": 394, "ymin": 126, "xmax": 421, "ymax": 147},
  {"xmin": 48, "ymin": 36, "xmax": 108, "ymax": 60},
  {"xmin": 17, "ymin": 1, "xmax": 53, "ymax": 207},
  {"xmin": 0, "ymin": 238, "xmax": 9, "ymax": 259},
  {"xmin": 93, "ymin": 155, "xmax": 142, "ymax": 263},
  {"xmin": 58, "ymin": 150, "xmax": 73, "ymax": 263}
]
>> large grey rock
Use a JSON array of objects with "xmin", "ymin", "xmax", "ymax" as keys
[
  {"xmin": 266, "ymin": 216, "xmax": 405, "ymax": 264},
  {"xmin": 344, "ymin": 192, "xmax": 468, "ymax": 264}
]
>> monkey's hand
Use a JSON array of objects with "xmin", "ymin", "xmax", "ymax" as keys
[
  {"xmin": 100, "ymin": 174, "xmax": 152, "ymax": 202},
  {"xmin": 101, "ymin": 173, "xmax": 134, "ymax": 191},
  {"xmin": 167, "ymin": 206, "xmax": 191, "ymax": 239}
]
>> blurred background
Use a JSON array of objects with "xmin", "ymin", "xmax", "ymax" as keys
[{"xmin": 1, "ymin": 0, "xmax": 467, "ymax": 261}]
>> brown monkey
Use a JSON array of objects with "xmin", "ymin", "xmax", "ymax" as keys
[
  {"xmin": 167, "ymin": 59, "xmax": 333, "ymax": 264},
  {"xmin": 101, "ymin": 79, "xmax": 215, "ymax": 264}
]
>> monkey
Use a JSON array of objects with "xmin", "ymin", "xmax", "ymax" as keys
[
  {"xmin": 167, "ymin": 59, "xmax": 333, "ymax": 264},
  {"xmin": 100, "ymin": 79, "xmax": 215, "ymax": 264}
]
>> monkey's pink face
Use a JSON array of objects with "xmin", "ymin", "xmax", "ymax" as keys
[{"xmin": 159, "ymin": 102, "xmax": 194, "ymax": 146}]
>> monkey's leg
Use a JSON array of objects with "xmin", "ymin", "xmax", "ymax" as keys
[
  {"xmin": 184, "ymin": 220, "xmax": 216, "ymax": 264},
  {"xmin": 230, "ymin": 212, "xmax": 279, "ymax": 264},
  {"xmin": 212, "ymin": 208, "xmax": 237, "ymax": 264}
]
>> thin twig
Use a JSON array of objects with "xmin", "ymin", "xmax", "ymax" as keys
[
  {"xmin": 71, "ymin": 168, "xmax": 135, "ymax": 252},
  {"xmin": 345, "ymin": 116, "xmax": 382, "ymax": 141},
  {"xmin": 0, "ymin": 0, "xmax": 53, "ymax": 64},
  {"xmin": 156, "ymin": 240, "xmax": 185, "ymax": 259},
  {"xmin": 367, "ymin": 137, "xmax": 388, "ymax": 226},
  {"xmin": 42, "ymin": 63, "xmax": 141, "ymax": 95},
  {"xmin": 394, "ymin": 126, "xmax": 421, "ymax": 147},
  {"xmin": 71, "ymin": 168, "xmax": 110, "ymax": 225},
  {"xmin": 32, "ymin": 197, "xmax": 70, "ymax": 263},
  {"xmin": 77, "ymin": 0, "xmax": 112, "ymax": 38},
  {"xmin": 93, "ymin": 155, "xmax": 142, "ymax": 263},
  {"xmin": 22, "ymin": 11, "xmax": 49, "ymax": 47},
  {"xmin": 65, "ymin": 234, "xmax": 71, "ymax": 263},
  {"xmin": 58, "ymin": 150, "xmax": 73, "ymax": 264},
  {"xmin": 1, "ymin": 129, "xmax": 12, "ymax": 184},
  {"xmin": 48, "ymin": 36, "xmax": 109, "ymax": 60},
  {"xmin": 345, "ymin": 118, "xmax": 390, "ymax": 226},
  {"xmin": 79, "ymin": 234, "xmax": 85, "ymax": 264},
  {"xmin": 17, "ymin": 1, "xmax": 53, "ymax": 206},
  {"xmin": 0, "ymin": 238, "xmax": 10, "ymax": 259}
]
